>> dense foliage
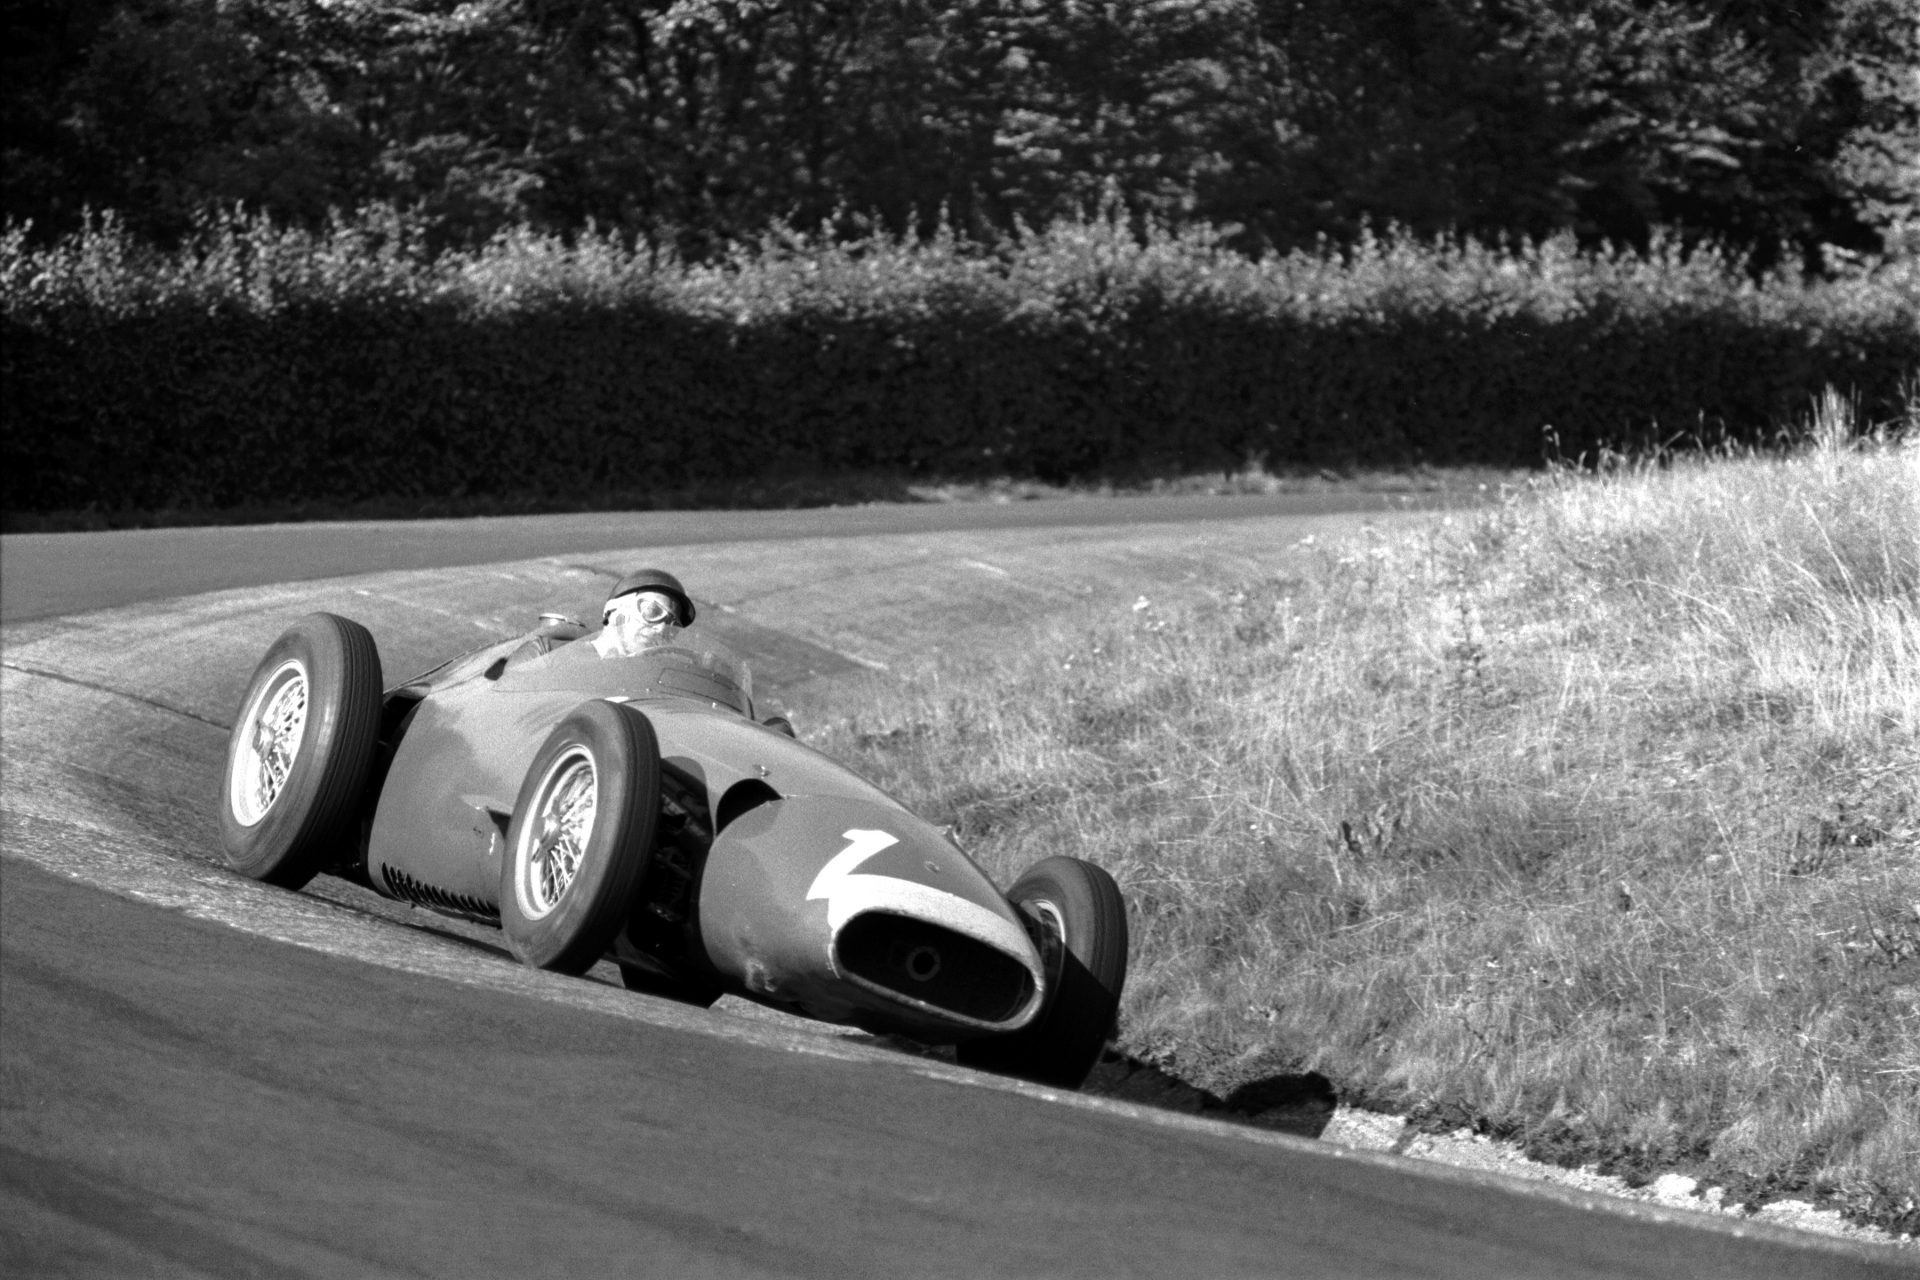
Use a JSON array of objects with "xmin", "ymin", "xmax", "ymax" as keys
[
  {"xmin": 5, "ymin": 1, "xmax": 1917, "ymax": 269},
  {"xmin": 4, "ymin": 210, "xmax": 1914, "ymax": 518}
]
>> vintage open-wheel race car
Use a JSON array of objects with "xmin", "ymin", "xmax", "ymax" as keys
[{"xmin": 219, "ymin": 607, "xmax": 1128, "ymax": 1088}]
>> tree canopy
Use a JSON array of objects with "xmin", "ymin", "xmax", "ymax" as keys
[{"xmin": 4, "ymin": 0, "xmax": 1915, "ymax": 268}]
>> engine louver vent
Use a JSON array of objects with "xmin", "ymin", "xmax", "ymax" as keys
[
  {"xmin": 835, "ymin": 913, "xmax": 1033, "ymax": 1024},
  {"xmin": 381, "ymin": 865, "xmax": 499, "ymax": 922}
]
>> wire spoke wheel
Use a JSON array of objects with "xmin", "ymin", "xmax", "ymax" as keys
[
  {"xmin": 229, "ymin": 660, "xmax": 309, "ymax": 826},
  {"xmin": 218, "ymin": 614, "xmax": 383, "ymax": 891},
  {"xmin": 501, "ymin": 701, "xmax": 660, "ymax": 974},
  {"xmin": 518, "ymin": 750, "xmax": 599, "ymax": 919}
]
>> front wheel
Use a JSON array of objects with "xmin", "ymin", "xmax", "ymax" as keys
[
  {"xmin": 501, "ymin": 701, "xmax": 659, "ymax": 974},
  {"xmin": 957, "ymin": 856, "xmax": 1128, "ymax": 1089},
  {"xmin": 219, "ymin": 613, "xmax": 383, "ymax": 889}
]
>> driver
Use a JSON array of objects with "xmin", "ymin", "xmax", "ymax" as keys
[{"xmin": 589, "ymin": 568, "xmax": 697, "ymax": 658}]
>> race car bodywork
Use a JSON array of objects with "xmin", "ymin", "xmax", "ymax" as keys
[{"xmin": 219, "ymin": 611, "xmax": 1127, "ymax": 1086}]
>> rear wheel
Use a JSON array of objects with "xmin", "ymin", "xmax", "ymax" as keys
[
  {"xmin": 957, "ymin": 856, "xmax": 1128, "ymax": 1089},
  {"xmin": 219, "ymin": 613, "xmax": 383, "ymax": 889},
  {"xmin": 501, "ymin": 701, "xmax": 659, "ymax": 974}
]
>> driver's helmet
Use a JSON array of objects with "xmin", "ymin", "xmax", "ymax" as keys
[{"xmin": 603, "ymin": 568, "xmax": 696, "ymax": 627}]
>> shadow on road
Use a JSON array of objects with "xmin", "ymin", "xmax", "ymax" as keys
[
  {"xmin": 854, "ymin": 1031, "xmax": 1339, "ymax": 1139},
  {"xmin": 1082, "ymin": 1051, "xmax": 1338, "ymax": 1139}
]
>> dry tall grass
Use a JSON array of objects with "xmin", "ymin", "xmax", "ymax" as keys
[{"xmin": 818, "ymin": 395, "xmax": 1920, "ymax": 1229}]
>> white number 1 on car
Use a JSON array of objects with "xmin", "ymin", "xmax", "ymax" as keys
[{"xmin": 806, "ymin": 829, "xmax": 901, "ymax": 902}]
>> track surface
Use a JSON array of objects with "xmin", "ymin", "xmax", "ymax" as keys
[
  {"xmin": 0, "ymin": 490, "xmax": 1437, "ymax": 624},
  {"xmin": 2, "ymin": 498, "xmax": 1905, "ymax": 1278}
]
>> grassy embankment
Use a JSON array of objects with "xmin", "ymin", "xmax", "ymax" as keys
[{"xmin": 818, "ymin": 395, "xmax": 1919, "ymax": 1231}]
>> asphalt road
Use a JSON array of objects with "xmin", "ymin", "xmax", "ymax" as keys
[
  {"xmin": 1, "ymin": 497, "xmax": 1905, "ymax": 1278},
  {"xmin": 0, "ymin": 490, "xmax": 1440, "ymax": 624}
]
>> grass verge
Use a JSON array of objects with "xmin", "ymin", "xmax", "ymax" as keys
[{"xmin": 814, "ymin": 397, "xmax": 1920, "ymax": 1233}]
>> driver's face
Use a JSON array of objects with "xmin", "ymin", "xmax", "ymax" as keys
[{"xmin": 601, "ymin": 589, "xmax": 680, "ymax": 655}]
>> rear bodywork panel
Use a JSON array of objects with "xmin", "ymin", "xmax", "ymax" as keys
[{"xmin": 359, "ymin": 626, "xmax": 1044, "ymax": 1041}]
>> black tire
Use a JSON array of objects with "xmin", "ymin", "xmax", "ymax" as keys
[
  {"xmin": 501, "ymin": 701, "xmax": 659, "ymax": 974},
  {"xmin": 219, "ymin": 613, "xmax": 383, "ymax": 890},
  {"xmin": 957, "ymin": 856, "xmax": 1129, "ymax": 1089}
]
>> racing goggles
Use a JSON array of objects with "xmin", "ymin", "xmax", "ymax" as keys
[{"xmin": 607, "ymin": 591, "xmax": 679, "ymax": 627}]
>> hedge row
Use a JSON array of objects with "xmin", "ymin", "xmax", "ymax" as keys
[{"xmin": 4, "ymin": 213, "xmax": 1915, "ymax": 516}]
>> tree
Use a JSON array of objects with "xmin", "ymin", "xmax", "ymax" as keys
[
  {"xmin": 1220, "ymin": 0, "xmax": 1920, "ymax": 264},
  {"xmin": 4, "ymin": 0, "xmax": 1911, "ymax": 266}
]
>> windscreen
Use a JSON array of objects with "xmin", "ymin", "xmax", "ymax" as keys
[
  {"xmin": 495, "ymin": 622, "xmax": 755, "ymax": 713},
  {"xmin": 634, "ymin": 625, "xmax": 755, "ymax": 708}
]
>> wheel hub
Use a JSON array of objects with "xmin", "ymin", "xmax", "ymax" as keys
[
  {"xmin": 229, "ymin": 663, "xmax": 308, "ymax": 827},
  {"xmin": 520, "ymin": 755, "xmax": 596, "ymax": 916}
]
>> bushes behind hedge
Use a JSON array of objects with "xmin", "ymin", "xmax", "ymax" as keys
[{"xmin": 3, "ymin": 211, "xmax": 1915, "ymax": 516}]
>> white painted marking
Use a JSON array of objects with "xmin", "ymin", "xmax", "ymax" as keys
[{"xmin": 806, "ymin": 829, "xmax": 900, "ymax": 900}]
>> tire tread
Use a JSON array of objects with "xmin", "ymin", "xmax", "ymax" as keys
[
  {"xmin": 500, "ymin": 700, "xmax": 659, "ymax": 973},
  {"xmin": 220, "ymin": 612, "xmax": 383, "ymax": 889},
  {"xmin": 958, "ymin": 855, "xmax": 1128, "ymax": 1089}
]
